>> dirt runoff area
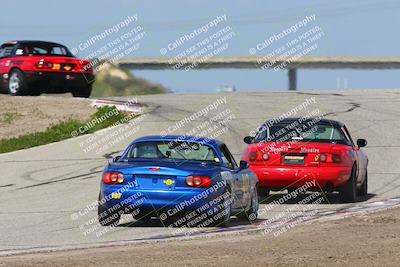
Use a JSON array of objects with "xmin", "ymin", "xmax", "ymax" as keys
[
  {"xmin": 2, "ymin": 207, "xmax": 400, "ymax": 267},
  {"xmin": 0, "ymin": 95, "xmax": 95, "ymax": 139}
]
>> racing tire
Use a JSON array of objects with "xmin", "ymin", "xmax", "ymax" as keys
[
  {"xmin": 213, "ymin": 188, "xmax": 232, "ymax": 227},
  {"xmin": 72, "ymin": 84, "xmax": 92, "ymax": 98},
  {"xmin": 237, "ymin": 185, "xmax": 259, "ymax": 222},
  {"xmin": 357, "ymin": 170, "xmax": 368, "ymax": 198},
  {"xmin": 98, "ymin": 204, "xmax": 121, "ymax": 227},
  {"xmin": 8, "ymin": 69, "xmax": 29, "ymax": 96},
  {"xmin": 258, "ymin": 187, "xmax": 270, "ymax": 198},
  {"xmin": 132, "ymin": 212, "xmax": 153, "ymax": 222},
  {"xmin": 97, "ymin": 194, "xmax": 121, "ymax": 227},
  {"xmin": 339, "ymin": 165, "xmax": 357, "ymax": 203},
  {"xmin": 29, "ymin": 89, "xmax": 42, "ymax": 96}
]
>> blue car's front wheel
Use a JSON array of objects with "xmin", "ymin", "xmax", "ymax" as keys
[
  {"xmin": 213, "ymin": 188, "xmax": 232, "ymax": 227},
  {"xmin": 237, "ymin": 185, "xmax": 259, "ymax": 222}
]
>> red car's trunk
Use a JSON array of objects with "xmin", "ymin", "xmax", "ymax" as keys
[
  {"xmin": 243, "ymin": 142, "xmax": 350, "ymax": 167},
  {"xmin": 22, "ymin": 56, "xmax": 92, "ymax": 74}
]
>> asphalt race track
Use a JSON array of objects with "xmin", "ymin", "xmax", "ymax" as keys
[{"xmin": 1, "ymin": 89, "xmax": 400, "ymax": 255}]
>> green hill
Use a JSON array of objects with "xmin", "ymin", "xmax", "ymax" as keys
[{"xmin": 92, "ymin": 62, "xmax": 169, "ymax": 97}]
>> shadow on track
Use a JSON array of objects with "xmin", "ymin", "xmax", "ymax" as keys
[
  {"xmin": 117, "ymin": 217, "xmax": 266, "ymax": 228},
  {"xmin": 258, "ymin": 192, "xmax": 376, "ymax": 205}
]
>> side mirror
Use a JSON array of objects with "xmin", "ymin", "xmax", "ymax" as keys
[
  {"xmin": 113, "ymin": 155, "xmax": 121, "ymax": 162},
  {"xmin": 356, "ymin": 139, "xmax": 367, "ymax": 148},
  {"xmin": 244, "ymin": 136, "xmax": 253, "ymax": 144},
  {"xmin": 239, "ymin": 160, "xmax": 250, "ymax": 170}
]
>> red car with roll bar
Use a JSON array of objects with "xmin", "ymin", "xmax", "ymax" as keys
[
  {"xmin": 241, "ymin": 117, "xmax": 368, "ymax": 203},
  {"xmin": 0, "ymin": 40, "xmax": 94, "ymax": 97}
]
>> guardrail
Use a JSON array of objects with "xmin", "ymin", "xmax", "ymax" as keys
[{"xmin": 116, "ymin": 56, "xmax": 400, "ymax": 90}]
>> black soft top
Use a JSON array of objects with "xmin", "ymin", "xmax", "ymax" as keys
[
  {"xmin": 265, "ymin": 117, "xmax": 345, "ymax": 127},
  {"xmin": 1, "ymin": 40, "xmax": 66, "ymax": 48}
]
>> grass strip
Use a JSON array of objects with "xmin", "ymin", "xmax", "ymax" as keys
[{"xmin": 0, "ymin": 106, "xmax": 135, "ymax": 154}]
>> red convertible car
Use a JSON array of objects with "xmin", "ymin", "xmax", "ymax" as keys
[
  {"xmin": 242, "ymin": 117, "xmax": 368, "ymax": 203},
  {"xmin": 0, "ymin": 40, "xmax": 94, "ymax": 97}
]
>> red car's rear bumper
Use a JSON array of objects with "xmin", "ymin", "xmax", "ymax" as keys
[
  {"xmin": 25, "ymin": 71, "xmax": 94, "ymax": 91},
  {"xmin": 250, "ymin": 165, "xmax": 351, "ymax": 189}
]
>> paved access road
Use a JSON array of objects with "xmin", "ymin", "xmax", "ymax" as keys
[{"xmin": 1, "ymin": 90, "xmax": 399, "ymax": 254}]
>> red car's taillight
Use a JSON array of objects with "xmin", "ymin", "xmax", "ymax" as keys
[
  {"xmin": 103, "ymin": 172, "xmax": 125, "ymax": 184},
  {"xmin": 262, "ymin": 153, "xmax": 270, "ymax": 161},
  {"xmin": 186, "ymin": 176, "xmax": 212, "ymax": 188},
  {"xmin": 249, "ymin": 152, "xmax": 257, "ymax": 162},
  {"xmin": 79, "ymin": 60, "xmax": 93, "ymax": 72},
  {"xmin": 248, "ymin": 151, "xmax": 269, "ymax": 162},
  {"xmin": 35, "ymin": 61, "xmax": 53, "ymax": 69},
  {"xmin": 82, "ymin": 64, "xmax": 92, "ymax": 72},
  {"xmin": 318, "ymin": 153, "xmax": 341, "ymax": 163}
]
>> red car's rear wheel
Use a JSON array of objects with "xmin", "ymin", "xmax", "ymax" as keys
[
  {"xmin": 257, "ymin": 187, "xmax": 270, "ymax": 198},
  {"xmin": 8, "ymin": 69, "xmax": 29, "ymax": 96},
  {"xmin": 339, "ymin": 165, "xmax": 357, "ymax": 203},
  {"xmin": 357, "ymin": 170, "xmax": 368, "ymax": 198},
  {"xmin": 72, "ymin": 84, "xmax": 92, "ymax": 98}
]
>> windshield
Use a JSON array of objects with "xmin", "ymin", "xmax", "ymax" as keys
[
  {"xmin": 125, "ymin": 141, "xmax": 220, "ymax": 162},
  {"xmin": 0, "ymin": 45, "xmax": 15, "ymax": 58},
  {"xmin": 20, "ymin": 43, "xmax": 73, "ymax": 57},
  {"xmin": 254, "ymin": 122, "xmax": 348, "ymax": 144}
]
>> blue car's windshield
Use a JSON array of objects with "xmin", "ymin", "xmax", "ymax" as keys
[{"xmin": 124, "ymin": 141, "xmax": 220, "ymax": 163}]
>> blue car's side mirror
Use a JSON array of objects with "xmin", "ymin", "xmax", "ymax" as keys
[
  {"xmin": 239, "ymin": 160, "xmax": 250, "ymax": 170},
  {"xmin": 113, "ymin": 156, "xmax": 121, "ymax": 162}
]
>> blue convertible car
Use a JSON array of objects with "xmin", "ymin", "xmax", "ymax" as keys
[{"xmin": 98, "ymin": 135, "xmax": 259, "ymax": 227}]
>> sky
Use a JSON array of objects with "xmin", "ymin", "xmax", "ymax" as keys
[{"xmin": 1, "ymin": 0, "xmax": 399, "ymax": 92}]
